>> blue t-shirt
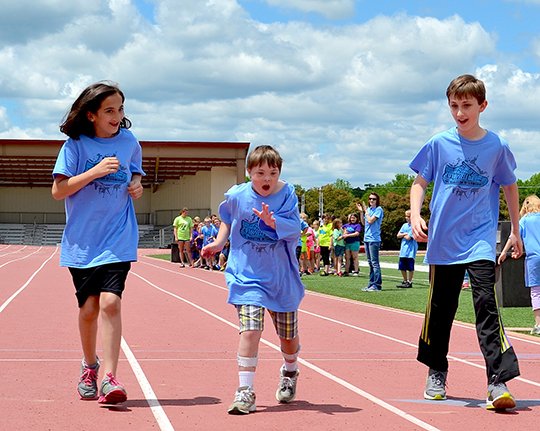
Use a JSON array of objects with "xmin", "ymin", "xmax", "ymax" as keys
[
  {"xmin": 520, "ymin": 213, "xmax": 540, "ymax": 287},
  {"xmin": 398, "ymin": 222, "xmax": 418, "ymax": 258},
  {"xmin": 364, "ymin": 206, "xmax": 383, "ymax": 242},
  {"xmin": 201, "ymin": 224, "xmax": 218, "ymax": 246},
  {"xmin": 52, "ymin": 129, "xmax": 145, "ymax": 268},
  {"xmin": 410, "ymin": 127, "xmax": 516, "ymax": 264},
  {"xmin": 219, "ymin": 181, "xmax": 305, "ymax": 312}
]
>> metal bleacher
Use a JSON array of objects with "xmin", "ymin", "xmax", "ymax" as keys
[{"xmin": 0, "ymin": 224, "xmax": 174, "ymax": 248}]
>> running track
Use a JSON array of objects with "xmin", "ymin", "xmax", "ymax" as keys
[{"xmin": 1, "ymin": 245, "xmax": 539, "ymax": 430}]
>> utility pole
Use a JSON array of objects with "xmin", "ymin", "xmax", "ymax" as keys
[{"xmin": 318, "ymin": 187, "xmax": 324, "ymax": 221}]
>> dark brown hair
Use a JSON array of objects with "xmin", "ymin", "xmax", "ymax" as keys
[
  {"xmin": 246, "ymin": 145, "xmax": 283, "ymax": 172},
  {"xmin": 446, "ymin": 74, "xmax": 486, "ymax": 105},
  {"xmin": 368, "ymin": 192, "xmax": 380, "ymax": 207},
  {"xmin": 60, "ymin": 81, "xmax": 131, "ymax": 139}
]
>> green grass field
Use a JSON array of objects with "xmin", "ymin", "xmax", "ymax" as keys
[{"xmin": 147, "ymin": 253, "xmax": 535, "ymax": 332}]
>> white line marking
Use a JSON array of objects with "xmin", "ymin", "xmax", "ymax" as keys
[
  {"xmin": 131, "ymin": 269, "xmax": 441, "ymax": 431},
  {"xmin": 0, "ymin": 246, "xmax": 43, "ymax": 268},
  {"xmin": 0, "ymin": 247, "xmax": 57, "ymax": 314},
  {"xmin": 121, "ymin": 337, "xmax": 175, "ymax": 431},
  {"xmin": 137, "ymin": 258, "xmax": 540, "ymax": 389}
]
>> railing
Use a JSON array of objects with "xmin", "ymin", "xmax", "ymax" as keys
[{"xmin": 156, "ymin": 225, "xmax": 174, "ymax": 248}]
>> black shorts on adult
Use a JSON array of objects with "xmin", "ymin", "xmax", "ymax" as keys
[{"xmin": 69, "ymin": 262, "xmax": 131, "ymax": 308}]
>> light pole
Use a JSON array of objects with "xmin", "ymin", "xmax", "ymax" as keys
[{"xmin": 318, "ymin": 187, "xmax": 324, "ymax": 221}]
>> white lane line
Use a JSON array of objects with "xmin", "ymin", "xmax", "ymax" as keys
[
  {"xmin": 137, "ymin": 258, "xmax": 540, "ymax": 389},
  {"xmin": 121, "ymin": 337, "xmax": 175, "ymax": 431},
  {"xmin": 0, "ymin": 247, "xmax": 56, "ymax": 314},
  {"xmin": 0, "ymin": 246, "xmax": 43, "ymax": 268},
  {"xmin": 131, "ymin": 269, "xmax": 441, "ymax": 431}
]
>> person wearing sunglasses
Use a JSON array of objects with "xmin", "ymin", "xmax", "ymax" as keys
[{"xmin": 357, "ymin": 193, "xmax": 384, "ymax": 291}]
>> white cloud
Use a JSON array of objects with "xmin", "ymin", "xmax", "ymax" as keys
[
  {"xmin": 265, "ymin": 0, "xmax": 355, "ymax": 19},
  {"xmin": 0, "ymin": 0, "xmax": 539, "ymax": 188}
]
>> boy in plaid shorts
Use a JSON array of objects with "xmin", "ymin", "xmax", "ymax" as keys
[{"xmin": 201, "ymin": 145, "xmax": 304, "ymax": 415}]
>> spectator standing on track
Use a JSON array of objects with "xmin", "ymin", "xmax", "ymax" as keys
[
  {"xmin": 396, "ymin": 210, "xmax": 418, "ymax": 288},
  {"xmin": 357, "ymin": 193, "xmax": 384, "ymax": 291},
  {"xmin": 173, "ymin": 208, "xmax": 194, "ymax": 267},
  {"xmin": 409, "ymin": 74, "xmax": 522, "ymax": 410},
  {"xmin": 52, "ymin": 81, "xmax": 144, "ymax": 405},
  {"xmin": 201, "ymin": 145, "xmax": 304, "ymax": 415},
  {"xmin": 499, "ymin": 195, "xmax": 540, "ymax": 335}
]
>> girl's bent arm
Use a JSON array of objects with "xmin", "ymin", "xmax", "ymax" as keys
[
  {"xmin": 52, "ymin": 172, "xmax": 99, "ymax": 200},
  {"xmin": 51, "ymin": 156, "xmax": 120, "ymax": 200}
]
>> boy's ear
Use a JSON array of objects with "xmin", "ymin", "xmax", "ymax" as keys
[{"xmin": 479, "ymin": 100, "xmax": 488, "ymax": 112}]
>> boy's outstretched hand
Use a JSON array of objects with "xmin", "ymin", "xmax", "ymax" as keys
[
  {"xmin": 253, "ymin": 202, "xmax": 276, "ymax": 230},
  {"xmin": 201, "ymin": 242, "xmax": 222, "ymax": 259}
]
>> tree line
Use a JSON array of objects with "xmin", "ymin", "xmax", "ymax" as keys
[{"xmin": 294, "ymin": 172, "xmax": 540, "ymax": 250}]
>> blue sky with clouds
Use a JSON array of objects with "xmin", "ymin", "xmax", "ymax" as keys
[{"xmin": 1, "ymin": 0, "xmax": 540, "ymax": 188}]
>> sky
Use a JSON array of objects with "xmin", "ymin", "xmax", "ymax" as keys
[{"xmin": 1, "ymin": 0, "xmax": 540, "ymax": 189}]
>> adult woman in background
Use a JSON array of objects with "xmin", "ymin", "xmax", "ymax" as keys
[{"xmin": 357, "ymin": 193, "xmax": 384, "ymax": 291}]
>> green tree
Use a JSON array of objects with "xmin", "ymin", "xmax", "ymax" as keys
[
  {"xmin": 371, "ymin": 174, "xmax": 415, "ymax": 197},
  {"xmin": 518, "ymin": 173, "xmax": 540, "ymax": 202},
  {"xmin": 334, "ymin": 178, "xmax": 352, "ymax": 191}
]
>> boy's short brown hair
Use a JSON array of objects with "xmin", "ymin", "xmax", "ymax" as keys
[
  {"xmin": 446, "ymin": 74, "xmax": 486, "ymax": 104},
  {"xmin": 246, "ymin": 145, "xmax": 283, "ymax": 172}
]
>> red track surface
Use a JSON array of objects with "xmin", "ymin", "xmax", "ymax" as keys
[{"xmin": 1, "ymin": 245, "xmax": 539, "ymax": 430}]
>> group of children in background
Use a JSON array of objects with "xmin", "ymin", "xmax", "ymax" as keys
[
  {"xmin": 173, "ymin": 212, "xmax": 229, "ymax": 271},
  {"xmin": 296, "ymin": 209, "xmax": 418, "ymax": 287}
]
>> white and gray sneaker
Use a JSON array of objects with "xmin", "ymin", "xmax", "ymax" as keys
[
  {"xmin": 486, "ymin": 381, "xmax": 515, "ymax": 410},
  {"xmin": 276, "ymin": 366, "xmax": 299, "ymax": 403},
  {"xmin": 227, "ymin": 386, "xmax": 256, "ymax": 415},
  {"xmin": 424, "ymin": 368, "xmax": 447, "ymax": 400}
]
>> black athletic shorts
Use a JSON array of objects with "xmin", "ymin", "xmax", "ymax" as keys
[{"xmin": 69, "ymin": 262, "xmax": 131, "ymax": 308}]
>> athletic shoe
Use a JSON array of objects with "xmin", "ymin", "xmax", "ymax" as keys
[
  {"xmin": 351, "ymin": 271, "xmax": 359, "ymax": 277},
  {"xmin": 486, "ymin": 381, "xmax": 515, "ymax": 410},
  {"xmin": 530, "ymin": 325, "xmax": 540, "ymax": 335},
  {"xmin": 362, "ymin": 285, "xmax": 381, "ymax": 292},
  {"xmin": 78, "ymin": 358, "xmax": 100, "ymax": 400},
  {"xmin": 396, "ymin": 281, "xmax": 409, "ymax": 288},
  {"xmin": 424, "ymin": 369, "xmax": 447, "ymax": 400},
  {"xmin": 276, "ymin": 366, "xmax": 299, "ymax": 403},
  {"xmin": 98, "ymin": 372, "xmax": 127, "ymax": 404},
  {"xmin": 228, "ymin": 386, "xmax": 256, "ymax": 414}
]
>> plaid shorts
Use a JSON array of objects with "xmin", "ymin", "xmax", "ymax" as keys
[{"xmin": 235, "ymin": 304, "xmax": 298, "ymax": 340}]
